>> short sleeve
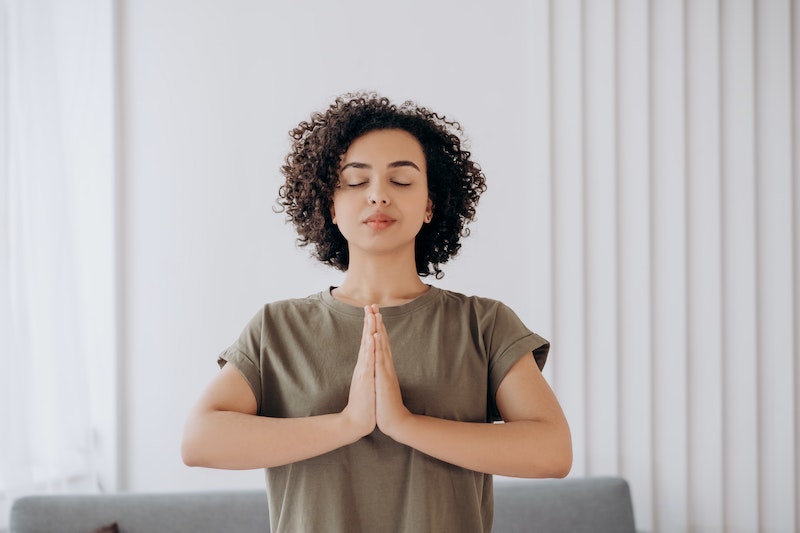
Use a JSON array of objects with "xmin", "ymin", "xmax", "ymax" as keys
[
  {"xmin": 485, "ymin": 302, "xmax": 550, "ymax": 421},
  {"xmin": 217, "ymin": 309, "xmax": 264, "ymax": 413}
]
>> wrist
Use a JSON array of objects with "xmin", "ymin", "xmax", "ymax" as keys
[
  {"xmin": 380, "ymin": 409, "xmax": 415, "ymax": 443},
  {"xmin": 339, "ymin": 408, "xmax": 375, "ymax": 443}
]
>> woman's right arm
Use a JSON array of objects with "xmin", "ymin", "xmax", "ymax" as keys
[{"xmin": 182, "ymin": 310, "xmax": 378, "ymax": 470}]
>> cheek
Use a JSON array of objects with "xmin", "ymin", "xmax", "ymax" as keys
[
  {"xmin": 330, "ymin": 196, "xmax": 356, "ymax": 228},
  {"xmin": 330, "ymin": 194, "xmax": 344, "ymax": 220}
]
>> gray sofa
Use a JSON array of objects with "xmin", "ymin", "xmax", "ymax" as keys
[{"xmin": 10, "ymin": 476, "xmax": 638, "ymax": 532}]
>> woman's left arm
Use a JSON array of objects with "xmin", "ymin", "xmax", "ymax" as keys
[{"xmin": 373, "ymin": 310, "xmax": 572, "ymax": 478}]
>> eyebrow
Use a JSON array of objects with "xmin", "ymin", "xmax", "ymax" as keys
[{"xmin": 340, "ymin": 160, "xmax": 421, "ymax": 172}]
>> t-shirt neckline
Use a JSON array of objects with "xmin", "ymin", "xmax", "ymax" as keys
[{"xmin": 319, "ymin": 285, "xmax": 440, "ymax": 317}]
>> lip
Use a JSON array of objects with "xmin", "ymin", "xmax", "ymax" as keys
[
  {"xmin": 363, "ymin": 213, "xmax": 396, "ymax": 229},
  {"xmin": 364, "ymin": 213, "xmax": 396, "ymax": 223}
]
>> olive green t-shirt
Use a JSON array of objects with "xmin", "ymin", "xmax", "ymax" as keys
[{"xmin": 219, "ymin": 286, "xmax": 549, "ymax": 533}]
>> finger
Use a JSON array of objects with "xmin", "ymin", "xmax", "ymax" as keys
[
  {"xmin": 373, "ymin": 314, "xmax": 394, "ymax": 372},
  {"xmin": 364, "ymin": 331, "xmax": 375, "ymax": 374},
  {"xmin": 372, "ymin": 313, "xmax": 382, "ymax": 352},
  {"xmin": 367, "ymin": 305, "xmax": 379, "ymax": 332},
  {"xmin": 360, "ymin": 306, "xmax": 374, "ymax": 346},
  {"xmin": 375, "ymin": 313, "xmax": 391, "ymax": 355},
  {"xmin": 375, "ymin": 310, "xmax": 388, "ymax": 335},
  {"xmin": 356, "ymin": 308, "xmax": 376, "ymax": 373}
]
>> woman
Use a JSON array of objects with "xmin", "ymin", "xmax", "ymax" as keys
[{"xmin": 182, "ymin": 93, "xmax": 572, "ymax": 532}]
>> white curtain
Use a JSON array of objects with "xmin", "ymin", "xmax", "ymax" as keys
[
  {"xmin": 0, "ymin": 0, "xmax": 115, "ymax": 527},
  {"xmin": 534, "ymin": 1, "xmax": 799, "ymax": 532}
]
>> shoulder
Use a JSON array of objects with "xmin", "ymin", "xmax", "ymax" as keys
[
  {"xmin": 262, "ymin": 293, "xmax": 325, "ymax": 312},
  {"xmin": 434, "ymin": 287, "xmax": 548, "ymax": 369},
  {"xmin": 432, "ymin": 288, "xmax": 531, "ymax": 335},
  {"xmin": 435, "ymin": 286, "xmax": 542, "ymax": 336},
  {"xmin": 241, "ymin": 292, "xmax": 330, "ymax": 331},
  {"xmin": 436, "ymin": 287, "xmax": 499, "ymax": 305},
  {"xmin": 435, "ymin": 287, "xmax": 513, "ymax": 316},
  {"xmin": 258, "ymin": 292, "xmax": 331, "ymax": 320}
]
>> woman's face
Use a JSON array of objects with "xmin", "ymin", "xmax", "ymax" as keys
[{"xmin": 330, "ymin": 128, "xmax": 433, "ymax": 260}]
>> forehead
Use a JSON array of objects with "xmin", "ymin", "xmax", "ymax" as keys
[{"xmin": 341, "ymin": 129, "xmax": 426, "ymax": 168}]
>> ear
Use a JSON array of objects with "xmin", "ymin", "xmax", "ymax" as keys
[
  {"xmin": 424, "ymin": 199, "xmax": 434, "ymax": 223},
  {"xmin": 330, "ymin": 205, "xmax": 337, "ymax": 225}
]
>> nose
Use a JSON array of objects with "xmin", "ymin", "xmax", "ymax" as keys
[{"xmin": 367, "ymin": 181, "xmax": 390, "ymax": 205}]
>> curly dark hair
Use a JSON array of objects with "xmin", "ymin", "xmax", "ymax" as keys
[{"xmin": 277, "ymin": 92, "xmax": 487, "ymax": 278}]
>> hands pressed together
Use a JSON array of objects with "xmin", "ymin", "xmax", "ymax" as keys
[
  {"xmin": 183, "ymin": 302, "xmax": 572, "ymax": 476},
  {"xmin": 343, "ymin": 304, "xmax": 411, "ymax": 440}
]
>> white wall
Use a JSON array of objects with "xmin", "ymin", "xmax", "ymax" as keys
[{"xmin": 118, "ymin": 1, "xmax": 799, "ymax": 532}]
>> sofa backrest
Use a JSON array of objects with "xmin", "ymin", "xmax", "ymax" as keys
[
  {"xmin": 493, "ymin": 476, "xmax": 637, "ymax": 533},
  {"xmin": 9, "ymin": 490, "xmax": 268, "ymax": 533},
  {"xmin": 10, "ymin": 476, "xmax": 637, "ymax": 533}
]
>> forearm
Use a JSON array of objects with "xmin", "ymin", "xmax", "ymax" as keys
[
  {"xmin": 387, "ymin": 416, "xmax": 572, "ymax": 478},
  {"xmin": 182, "ymin": 409, "xmax": 361, "ymax": 470}
]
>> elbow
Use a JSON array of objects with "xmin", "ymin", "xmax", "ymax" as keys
[
  {"xmin": 181, "ymin": 424, "xmax": 210, "ymax": 467},
  {"xmin": 181, "ymin": 437, "xmax": 202, "ymax": 467},
  {"xmin": 528, "ymin": 445, "xmax": 571, "ymax": 479},
  {"xmin": 551, "ymin": 425, "xmax": 573, "ymax": 478},
  {"xmin": 181, "ymin": 442, "xmax": 202, "ymax": 467},
  {"xmin": 550, "ymin": 447, "xmax": 572, "ymax": 479},
  {"xmin": 513, "ymin": 449, "xmax": 571, "ymax": 479},
  {"xmin": 536, "ymin": 423, "xmax": 573, "ymax": 479},
  {"xmin": 508, "ymin": 429, "xmax": 573, "ymax": 479}
]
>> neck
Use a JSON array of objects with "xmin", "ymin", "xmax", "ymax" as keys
[{"xmin": 334, "ymin": 254, "xmax": 428, "ymax": 307}]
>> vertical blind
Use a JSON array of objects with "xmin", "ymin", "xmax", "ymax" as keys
[{"xmin": 535, "ymin": 1, "xmax": 798, "ymax": 531}]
